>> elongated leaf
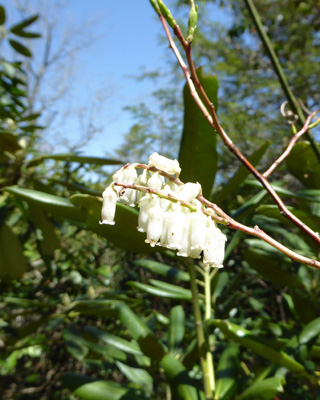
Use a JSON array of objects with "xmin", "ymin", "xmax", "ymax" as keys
[
  {"xmin": 0, "ymin": 131, "xmax": 21, "ymax": 153},
  {"xmin": 286, "ymin": 141, "xmax": 320, "ymax": 189},
  {"xmin": 0, "ymin": 223, "xmax": 27, "ymax": 281},
  {"xmin": 9, "ymin": 39, "xmax": 32, "ymax": 57},
  {"xmin": 84, "ymin": 326, "xmax": 142, "ymax": 355},
  {"xmin": 70, "ymin": 194, "xmax": 154, "ymax": 253},
  {"xmin": 215, "ymin": 343, "xmax": 240, "ymax": 400},
  {"xmin": 10, "ymin": 31, "xmax": 41, "ymax": 38},
  {"xmin": 134, "ymin": 259, "xmax": 190, "ymax": 281},
  {"xmin": 299, "ymin": 317, "xmax": 320, "ymax": 345},
  {"xmin": 6, "ymin": 186, "xmax": 84, "ymax": 222},
  {"xmin": 161, "ymin": 354, "xmax": 199, "ymax": 400},
  {"xmin": 0, "ymin": 6, "xmax": 5, "ymax": 25},
  {"xmin": 9, "ymin": 14, "xmax": 39, "ymax": 32},
  {"xmin": 210, "ymin": 320, "xmax": 313, "ymax": 379},
  {"xmin": 179, "ymin": 69, "xmax": 218, "ymax": 197},
  {"xmin": 168, "ymin": 306, "xmax": 185, "ymax": 352},
  {"xmin": 27, "ymin": 153, "xmax": 123, "ymax": 167},
  {"xmin": 116, "ymin": 361, "xmax": 153, "ymax": 394},
  {"xmin": 115, "ymin": 303, "xmax": 165, "ymax": 361},
  {"xmin": 235, "ymin": 377, "xmax": 284, "ymax": 400},
  {"xmin": 127, "ymin": 281, "xmax": 192, "ymax": 300},
  {"xmin": 149, "ymin": 279, "xmax": 192, "ymax": 297},
  {"xmin": 62, "ymin": 374, "xmax": 145, "ymax": 400},
  {"xmin": 243, "ymin": 248, "xmax": 304, "ymax": 289},
  {"xmin": 213, "ymin": 141, "xmax": 270, "ymax": 204}
]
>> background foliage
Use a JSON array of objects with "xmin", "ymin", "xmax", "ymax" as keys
[{"xmin": 1, "ymin": 1, "xmax": 320, "ymax": 399}]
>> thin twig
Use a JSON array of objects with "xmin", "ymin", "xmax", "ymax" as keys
[
  {"xmin": 263, "ymin": 111, "xmax": 319, "ymax": 178},
  {"xmin": 158, "ymin": 14, "xmax": 320, "ymax": 246}
]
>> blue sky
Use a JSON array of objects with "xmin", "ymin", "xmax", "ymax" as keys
[{"xmin": 2, "ymin": 0, "xmax": 231, "ymax": 157}]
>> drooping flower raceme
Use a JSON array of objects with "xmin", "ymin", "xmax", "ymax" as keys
[{"xmin": 100, "ymin": 153, "xmax": 227, "ymax": 268}]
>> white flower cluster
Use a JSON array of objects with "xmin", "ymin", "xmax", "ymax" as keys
[{"xmin": 100, "ymin": 153, "xmax": 227, "ymax": 268}]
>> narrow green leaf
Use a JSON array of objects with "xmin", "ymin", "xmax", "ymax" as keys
[
  {"xmin": 299, "ymin": 317, "xmax": 320, "ymax": 345},
  {"xmin": 6, "ymin": 186, "xmax": 84, "ymax": 222},
  {"xmin": 215, "ymin": 343, "xmax": 240, "ymax": 400},
  {"xmin": 168, "ymin": 305, "xmax": 185, "ymax": 352},
  {"xmin": 0, "ymin": 6, "xmax": 6, "ymax": 25},
  {"xmin": 179, "ymin": 69, "xmax": 218, "ymax": 197},
  {"xmin": 0, "ymin": 223, "xmax": 27, "ymax": 281},
  {"xmin": 213, "ymin": 141, "xmax": 270, "ymax": 204},
  {"xmin": 116, "ymin": 361, "xmax": 153, "ymax": 394},
  {"xmin": 9, "ymin": 14, "xmax": 39, "ymax": 32},
  {"xmin": 27, "ymin": 153, "xmax": 123, "ymax": 167},
  {"xmin": 84, "ymin": 326, "xmax": 142, "ymax": 355},
  {"xmin": 127, "ymin": 281, "xmax": 192, "ymax": 300},
  {"xmin": 134, "ymin": 259, "xmax": 190, "ymax": 281},
  {"xmin": 243, "ymin": 248, "xmax": 304, "ymax": 289},
  {"xmin": 161, "ymin": 354, "xmax": 199, "ymax": 400},
  {"xmin": 10, "ymin": 31, "xmax": 41, "ymax": 38},
  {"xmin": 9, "ymin": 39, "xmax": 32, "ymax": 57},
  {"xmin": 210, "ymin": 320, "xmax": 312, "ymax": 379},
  {"xmin": 235, "ymin": 377, "xmax": 284, "ymax": 400}
]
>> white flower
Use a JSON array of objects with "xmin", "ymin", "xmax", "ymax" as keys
[
  {"xmin": 149, "ymin": 152, "xmax": 181, "ymax": 176},
  {"xmin": 176, "ymin": 182, "xmax": 201, "ymax": 202},
  {"xmin": 145, "ymin": 199, "xmax": 164, "ymax": 247},
  {"xmin": 99, "ymin": 185, "xmax": 117, "ymax": 225},
  {"xmin": 147, "ymin": 171, "xmax": 164, "ymax": 190},
  {"xmin": 118, "ymin": 165, "xmax": 138, "ymax": 206},
  {"xmin": 203, "ymin": 218, "xmax": 227, "ymax": 267},
  {"xmin": 189, "ymin": 209, "xmax": 207, "ymax": 250},
  {"xmin": 177, "ymin": 213, "xmax": 202, "ymax": 259},
  {"xmin": 166, "ymin": 203, "xmax": 186, "ymax": 250},
  {"xmin": 137, "ymin": 195, "xmax": 155, "ymax": 233},
  {"xmin": 159, "ymin": 184, "xmax": 174, "ymax": 212}
]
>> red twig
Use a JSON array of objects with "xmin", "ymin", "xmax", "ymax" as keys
[
  {"xmin": 263, "ymin": 110, "xmax": 319, "ymax": 178},
  {"xmin": 158, "ymin": 14, "xmax": 320, "ymax": 247}
]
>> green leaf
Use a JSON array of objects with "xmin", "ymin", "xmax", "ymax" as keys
[
  {"xmin": 127, "ymin": 281, "xmax": 192, "ymax": 300},
  {"xmin": 0, "ymin": 223, "xmax": 27, "ymax": 282},
  {"xmin": 242, "ymin": 248, "xmax": 304, "ymax": 289},
  {"xmin": 235, "ymin": 377, "xmax": 284, "ymax": 400},
  {"xmin": 0, "ymin": 131, "xmax": 21, "ymax": 153},
  {"xmin": 63, "ymin": 329, "xmax": 89, "ymax": 361},
  {"xmin": 6, "ymin": 186, "xmax": 84, "ymax": 222},
  {"xmin": 70, "ymin": 194, "xmax": 154, "ymax": 253},
  {"xmin": 213, "ymin": 141, "xmax": 270, "ymax": 204},
  {"xmin": 9, "ymin": 39, "xmax": 32, "ymax": 57},
  {"xmin": 116, "ymin": 361, "xmax": 153, "ymax": 394},
  {"xmin": 299, "ymin": 317, "xmax": 320, "ymax": 345},
  {"xmin": 215, "ymin": 343, "xmax": 240, "ymax": 400},
  {"xmin": 179, "ymin": 69, "xmax": 218, "ymax": 197},
  {"xmin": 257, "ymin": 204, "xmax": 320, "ymax": 232},
  {"xmin": 161, "ymin": 354, "xmax": 199, "ymax": 400},
  {"xmin": 84, "ymin": 326, "xmax": 142, "ymax": 355},
  {"xmin": 115, "ymin": 303, "xmax": 165, "ymax": 361},
  {"xmin": 168, "ymin": 305, "xmax": 185, "ymax": 352},
  {"xmin": 134, "ymin": 259, "xmax": 190, "ymax": 281},
  {"xmin": 27, "ymin": 153, "xmax": 123, "ymax": 167},
  {"xmin": 0, "ymin": 6, "xmax": 6, "ymax": 25},
  {"xmin": 10, "ymin": 31, "xmax": 41, "ymax": 38},
  {"xmin": 286, "ymin": 141, "xmax": 320, "ymax": 189},
  {"xmin": 210, "ymin": 320, "xmax": 312, "ymax": 379},
  {"xmin": 9, "ymin": 14, "xmax": 39, "ymax": 32},
  {"xmin": 62, "ymin": 374, "xmax": 145, "ymax": 400},
  {"xmin": 28, "ymin": 204, "xmax": 60, "ymax": 257}
]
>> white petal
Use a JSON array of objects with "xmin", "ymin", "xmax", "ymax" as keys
[
  {"xmin": 203, "ymin": 221, "xmax": 227, "ymax": 266},
  {"xmin": 176, "ymin": 182, "xmax": 202, "ymax": 202},
  {"xmin": 166, "ymin": 204, "xmax": 186, "ymax": 250},
  {"xmin": 148, "ymin": 171, "xmax": 164, "ymax": 190},
  {"xmin": 149, "ymin": 152, "xmax": 181, "ymax": 176},
  {"xmin": 100, "ymin": 185, "xmax": 117, "ymax": 225},
  {"xmin": 137, "ymin": 195, "xmax": 155, "ymax": 232},
  {"xmin": 189, "ymin": 209, "xmax": 207, "ymax": 250},
  {"xmin": 145, "ymin": 200, "xmax": 164, "ymax": 247}
]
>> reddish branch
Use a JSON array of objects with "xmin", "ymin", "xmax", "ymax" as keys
[{"xmin": 158, "ymin": 14, "xmax": 320, "ymax": 247}]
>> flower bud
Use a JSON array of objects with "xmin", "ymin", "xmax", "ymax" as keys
[
  {"xmin": 119, "ymin": 165, "xmax": 138, "ymax": 206},
  {"xmin": 99, "ymin": 185, "xmax": 117, "ymax": 225},
  {"xmin": 149, "ymin": 152, "xmax": 181, "ymax": 176}
]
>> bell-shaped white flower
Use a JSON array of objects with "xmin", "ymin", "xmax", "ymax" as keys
[
  {"xmin": 189, "ymin": 208, "xmax": 207, "ymax": 250},
  {"xmin": 137, "ymin": 169, "xmax": 148, "ymax": 186},
  {"xmin": 149, "ymin": 152, "xmax": 181, "ymax": 176},
  {"xmin": 100, "ymin": 185, "xmax": 117, "ymax": 225},
  {"xmin": 159, "ymin": 184, "xmax": 174, "ymax": 212},
  {"xmin": 145, "ymin": 199, "xmax": 164, "ymax": 247},
  {"xmin": 147, "ymin": 171, "xmax": 164, "ymax": 190},
  {"xmin": 177, "ymin": 212, "xmax": 201, "ymax": 259},
  {"xmin": 159, "ymin": 210, "xmax": 169, "ymax": 247},
  {"xmin": 137, "ymin": 195, "xmax": 155, "ymax": 233},
  {"xmin": 203, "ymin": 218, "xmax": 227, "ymax": 267},
  {"xmin": 119, "ymin": 165, "xmax": 138, "ymax": 206},
  {"xmin": 176, "ymin": 182, "xmax": 201, "ymax": 202},
  {"xmin": 112, "ymin": 167, "xmax": 124, "ymax": 183},
  {"xmin": 166, "ymin": 203, "xmax": 186, "ymax": 250}
]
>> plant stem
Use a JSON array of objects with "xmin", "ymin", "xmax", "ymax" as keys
[
  {"xmin": 243, "ymin": 0, "xmax": 320, "ymax": 162},
  {"xmin": 188, "ymin": 262, "xmax": 214, "ymax": 399}
]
